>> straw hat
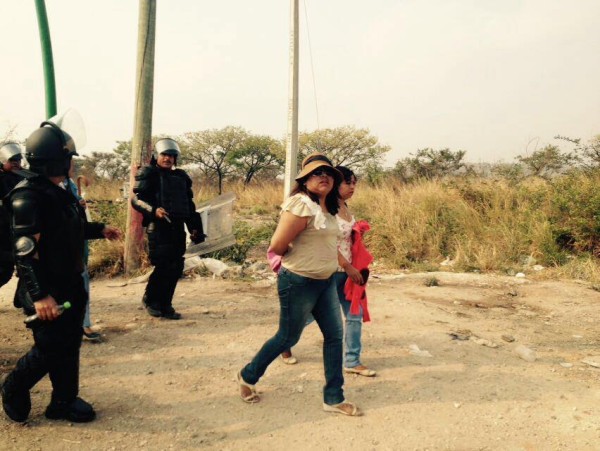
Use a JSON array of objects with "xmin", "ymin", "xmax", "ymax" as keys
[{"xmin": 295, "ymin": 152, "xmax": 342, "ymax": 182}]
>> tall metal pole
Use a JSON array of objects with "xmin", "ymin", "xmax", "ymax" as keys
[
  {"xmin": 124, "ymin": 0, "xmax": 157, "ymax": 274},
  {"xmin": 283, "ymin": 0, "xmax": 299, "ymax": 199},
  {"xmin": 34, "ymin": 0, "xmax": 57, "ymax": 118}
]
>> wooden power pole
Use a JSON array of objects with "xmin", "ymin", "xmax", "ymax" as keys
[
  {"xmin": 283, "ymin": 0, "xmax": 299, "ymax": 199},
  {"xmin": 124, "ymin": 0, "xmax": 157, "ymax": 274}
]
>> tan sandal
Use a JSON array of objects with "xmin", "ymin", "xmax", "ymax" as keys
[
  {"xmin": 280, "ymin": 355, "xmax": 298, "ymax": 365},
  {"xmin": 344, "ymin": 365, "xmax": 376, "ymax": 377},
  {"xmin": 280, "ymin": 350, "xmax": 298, "ymax": 365},
  {"xmin": 323, "ymin": 401, "xmax": 362, "ymax": 416},
  {"xmin": 237, "ymin": 371, "xmax": 260, "ymax": 403}
]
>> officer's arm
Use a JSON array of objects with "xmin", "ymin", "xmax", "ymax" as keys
[
  {"xmin": 131, "ymin": 166, "xmax": 157, "ymax": 221},
  {"xmin": 10, "ymin": 191, "xmax": 49, "ymax": 305},
  {"xmin": 84, "ymin": 221, "xmax": 107, "ymax": 240},
  {"xmin": 183, "ymin": 173, "xmax": 205, "ymax": 243}
]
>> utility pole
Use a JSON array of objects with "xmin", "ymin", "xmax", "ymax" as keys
[
  {"xmin": 34, "ymin": 0, "xmax": 57, "ymax": 118},
  {"xmin": 124, "ymin": 0, "xmax": 157, "ymax": 274},
  {"xmin": 283, "ymin": 0, "xmax": 299, "ymax": 199}
]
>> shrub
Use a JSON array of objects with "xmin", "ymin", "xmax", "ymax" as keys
[
  {"xmin": 207, "ymin": 220, "xmax": 276, "ymax": 264},
  {"xmin": 549, "ymin": 171, "xmax": 600, "ymax": 256}
]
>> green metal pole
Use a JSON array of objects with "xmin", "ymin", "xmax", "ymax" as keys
[{"xmin": 34, "ymin": 0, "xmax": 57, "ymax": 118}]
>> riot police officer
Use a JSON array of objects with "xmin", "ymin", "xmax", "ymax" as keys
[
  {"xmin": 1, "ymin": 114, "xmax": 120, "ymax": 423},
  {"xmin": 131, "ymin": 138, "xmax": 204, "ymax": 320},
  {"xmin": 0, "ymin": 142, "xmax": 25, "ymax": 287},
  {"xmin": 0, "ymin": 142, "xmax": 25, "ymax": 197}
]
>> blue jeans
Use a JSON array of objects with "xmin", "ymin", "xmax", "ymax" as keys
[
  {"xmin": 241, "ymin": 268, "xmax": 345, "ymax": 405},
  {"xmin": 82, "ymin": 268, "xmax": 91, "ymax": 329},
  {"xmin": 333, "ymin": 271, "xmax": 364, "ymax": 368}
]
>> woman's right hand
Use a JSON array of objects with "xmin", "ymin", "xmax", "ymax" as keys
[
  {"xmin": 345, "ymin": 264, "xmax": 364, "ymax": 285},
  {"xmin": 267, "ymin": 249, "xmax": 282, "ymax": 274}
]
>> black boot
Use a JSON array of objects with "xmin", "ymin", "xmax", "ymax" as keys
[
  {"xmin": 45, "ymin": 397, "xmax": 96, "ymax": 423},
  {"xmin": 142, "ymin": 293, "xmax": 163, "ymax": 317},
  {"xmin": 1, "ymin": 379, "xmax": 31, "ymax": 423},
  {"xmin": 145, "ymin": 304, "xmax": 163, "ymax": 317},
  {"xmin": 162, "ymin": 307, "xmax": 181, "ymax": 320},
  {"xmin": 162, "ymin": 310, "xmax": 181, "ymax": 320}
]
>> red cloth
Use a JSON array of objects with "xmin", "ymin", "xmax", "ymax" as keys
[{"xmin": 343, "ymin": 220, "xmax": 373, "ymax": 322}]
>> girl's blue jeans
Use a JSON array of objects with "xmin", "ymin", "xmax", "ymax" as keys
[{"xmin": 333, "ymin": 271, "xmax": 364, "ymax": 368}]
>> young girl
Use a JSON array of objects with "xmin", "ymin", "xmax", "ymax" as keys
[{"xmin": 334, "ymin": 166, "xmax": 376, "ymax": 376}]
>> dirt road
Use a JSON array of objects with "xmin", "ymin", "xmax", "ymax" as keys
[{"xmin": 0, "ymin": 270, "xmax": 599, "ymax": 450}]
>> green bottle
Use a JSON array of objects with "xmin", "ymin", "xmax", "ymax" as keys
[{"xmin": 24, "ymin": 301, "xmax": 72, "ymax": 325}]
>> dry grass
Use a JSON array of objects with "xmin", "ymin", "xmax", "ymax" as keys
[
  {"xmin": 348, "ymin": 179, "xmax": 551, "ymax": 272},
  {"xmin": 81, "ymin": 175, "xmax": 600, "ymax": 282},
  {"xmin": 228, "ymin": 180, "xmax": 284, "ymax": 216}
]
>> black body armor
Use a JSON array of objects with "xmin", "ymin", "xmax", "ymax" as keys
[
  {"xmin": 131, "ymin": 165, "xmax": 204, "ymax": 254},
  {"xmin": 0, "ymin": 170, "xmax": 24, "ymax": 198},
  {"xmin": 7, "ymin": 176, "xmax": 105, "ymax": 310},
  {"xmin": 0, "ymin": 170, "xmax": 26, "ymax": 287},
  {"xmin": 160, "ymin": 171, "xmax": 191, "ymax": 219}
]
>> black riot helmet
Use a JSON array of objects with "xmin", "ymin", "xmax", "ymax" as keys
[{"xmin": 25, "ymin": 109, "xmax": 85, "ymax": 177}]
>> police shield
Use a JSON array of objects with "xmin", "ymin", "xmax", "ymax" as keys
[{"xmin": 185, "ymin": 192, "xmax": 236, "ymax": 257}]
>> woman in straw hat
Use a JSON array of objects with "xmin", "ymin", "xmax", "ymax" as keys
[{"xmin": 237, "ymin": 153, "xmax": 361, "ymax": 416}]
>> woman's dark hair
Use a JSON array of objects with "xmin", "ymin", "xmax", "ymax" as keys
[
  {"xmin": 291, "ymin": 169, "xmax": 340, "ymax": 216},
  {"xmin": 335, "ymin": 165, "xmax": 357, "ymax": 184}
]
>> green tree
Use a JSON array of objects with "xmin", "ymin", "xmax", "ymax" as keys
[
  {"xmin": 80, "ymin": 140, "xmax": 131, "ymax": 181},
  {"xmin": 490, "ymin": 161, "xmax": 526, "ymax": 184},
  {"xmin": 361, "ymin": 160, "xmax": 387, "ymax": 186},
  {"xmin": 182, "ymin": 126, "xmax": 248, "ymax": 194},
  {"xmin": 393, "ymin": 148, "xmax": 468, "ymax": 182},
  {"xmin": 298, "ymin": 126, "xmax": 389, "ymax": 172},
  {"xmin": 516, "ymin": 145, "xmax": 574, "ymax": 180},
  {"xmin": 555, "ymin": 134, "xmax": 600, "ymax": 171},
  {"xmin": 230, "ymin": 135, "xmax": 284, "ymax": 185}
]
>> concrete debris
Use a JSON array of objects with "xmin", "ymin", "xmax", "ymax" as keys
[{"xmin": 408, "ymin": 344, "xmax": 432, "ymax": 357}]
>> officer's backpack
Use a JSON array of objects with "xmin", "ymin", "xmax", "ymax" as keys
[{"xmin": 0, "ymin": 170, "xmax": 38, "ymax": 288}]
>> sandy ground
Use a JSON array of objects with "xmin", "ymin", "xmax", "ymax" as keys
[{"xmin": 0, "ymin": 268, "xmax": 599, "ymax": 451}]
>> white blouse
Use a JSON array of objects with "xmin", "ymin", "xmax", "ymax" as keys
[{"xmin": 336, "ymin": 213, "xmax": 355, "ymax": 270}]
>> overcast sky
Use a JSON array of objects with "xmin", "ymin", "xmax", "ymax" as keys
[{"xmin": 2, "ymin": 0, "xmax": 599, "ymax": 165}]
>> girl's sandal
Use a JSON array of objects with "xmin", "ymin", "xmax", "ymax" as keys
[
  {"xmin": 237, "ymin": 371, "xmax": 260, "ymax": 403},
  {"xmin": 344, "ymin": 366, "xmax": 376, "ymax": 377},
  {"xmin": 323, "ymin": 401, "xmax": 362, "ymax": 416}
]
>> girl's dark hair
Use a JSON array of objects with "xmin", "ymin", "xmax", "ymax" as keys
[
  {"xmin": 335, "ymin": 165, "xmax": 357, "ymax": 184},
  {"xmin": 291, "ymin": 171, "xmax": 340, "ymax": 216}
]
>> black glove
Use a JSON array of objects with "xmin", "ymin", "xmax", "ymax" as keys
[{"xmin": 190, "ymin": 229, "xmax": 206, "ymax": 244}]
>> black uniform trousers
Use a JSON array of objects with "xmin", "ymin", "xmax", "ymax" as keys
[
  {"xmin": 5, "ymin": 275, "xmax": 86, "ymax": 403},
  {"xmin": 143, "ymin": 219, "xmax": 186, "ymax": 314}
]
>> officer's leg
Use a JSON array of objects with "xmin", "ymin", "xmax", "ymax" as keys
[
  {"xmin": 162, "ymin": 257, "xmax": 184, "ymax": 315},
  {"xmin": 160, "ymin": 229, "xmax": 185, "ymax": 318},
  {"xmin": 2, "ymin": 344, "xmax": 49, "ymax": 422},
  {"xmin": 144, "ymin": 259, "xmax": 169, "ymax": 316},
  {"xmin": 44, "ymin": 294, "xmax": 95, "ymax": 422}
]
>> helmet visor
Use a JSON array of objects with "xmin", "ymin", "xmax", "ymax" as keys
[{"xmin": 44, "ymin": 108, "xmax": 87, "ymax": 155}]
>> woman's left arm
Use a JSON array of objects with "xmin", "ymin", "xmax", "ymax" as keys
[{"xmin": 338, "ymin": 251, "xmax": 364, "ymax": 284}]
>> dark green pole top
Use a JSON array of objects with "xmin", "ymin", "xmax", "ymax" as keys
[{"xmin": 34, "ymin": 0, "xmax": 57, "ymax": 119}]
